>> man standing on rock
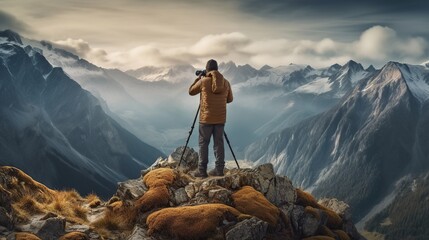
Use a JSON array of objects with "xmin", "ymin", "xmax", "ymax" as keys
[{"xmin": 189, "ymin": 59, "xmax": 233, "ymax": 178}]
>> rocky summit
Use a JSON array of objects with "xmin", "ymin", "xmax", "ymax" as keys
[{"xmin": 0, "ymin": 147, "xmax": 364, "ymax": 240}]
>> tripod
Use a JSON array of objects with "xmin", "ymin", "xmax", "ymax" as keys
[{"xmin": 177, "ymin": 105, "xmax": 240, "ymax": 169}]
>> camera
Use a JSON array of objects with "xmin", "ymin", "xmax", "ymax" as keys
[{"xmin": 195, "ymin": 70, "xmax": 206, "ymax": 77}]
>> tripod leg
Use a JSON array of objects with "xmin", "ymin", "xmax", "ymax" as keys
[
  {"xmin": 224, "ymin": 131, "xmax": 240, "ymax": 169},
  {"xmin": 178, "ymin": 105, "xmax": 200, "ymax": 168}
]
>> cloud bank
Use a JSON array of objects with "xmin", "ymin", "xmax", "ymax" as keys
[
  {"xmin": 54, "ymin": 26, "xmax": 428, "ymax": 70},
  {"xmin": 0, "ymin": 10, "xmax": 31, "ymax": 34}
]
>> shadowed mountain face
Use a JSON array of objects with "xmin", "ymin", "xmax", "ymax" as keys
[
  {"xmin": 0, "ymin": 31, "xmax": 163, "ymax": 198},
  {"xmin": 245, "ymin": 61, "xmax": 429, "ymax": 221}
]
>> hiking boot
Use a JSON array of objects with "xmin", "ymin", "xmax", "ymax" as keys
[
  {"xmin": 192, "ymin": 170, "xmax": 208, "ymax": 178},
  {"xmin": 208, "ymin": 168, "xmax": 224, "ymax": 177}
]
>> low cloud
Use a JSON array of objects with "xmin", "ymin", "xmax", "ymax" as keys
[
  {"xmin": 354, "ymin": 26, "xmax": 427, "ymax": 64},
  {"xmin": 53, "ymin": 38, "xmax": 108, "ymax": 64},
  {"xmin": 0, "ymin": 10, "xmax": 32, "ymax": 34},
  {"xmin": 53, "ymin": 25, "xmax": 428, "ymax": 70}
]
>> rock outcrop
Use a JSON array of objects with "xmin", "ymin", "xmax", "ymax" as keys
[{"xmin": 0, "ymin": 147, "xmax": 364, "ymax": 240}]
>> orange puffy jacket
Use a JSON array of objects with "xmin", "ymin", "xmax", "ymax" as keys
[{"xmin": 189, "ymin": 70, "xmax": 233, "ymax": 124}]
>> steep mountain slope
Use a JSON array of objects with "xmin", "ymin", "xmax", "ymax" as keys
[
  {"xmin": 21, "ymin": 38, "xmax": 199, "ymax": 154},
  {"xmin": 364, "ymin": 173, "xmax": 429, "ymax": 240},
  {"xmin": 246, "ymin": 62, "xmax": 429, "ymax": 222},
  {"xmin": 0, "ymin": 31, "xmax": 163, "ymax": 198}
]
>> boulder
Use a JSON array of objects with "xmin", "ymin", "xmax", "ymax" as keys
[
  {"xmin": 36, "ymin": 217, "xmax": 66, "ymax": 240},
  {"xmin": 127, "ymin": 225, "xmax": 156, "ymax": 240},
  {"xmin": 116, "ymin": 179, "xmax": 147, "ymax": 201},
  {"xmin": 265, "ymin": 176, "xmax": 296, "ymax": 207},
  {"xmin": 173, "ymin": 188, "xmax": 188, "ymax": 205},
  {"xmin": 208, "ymin": 187, "xmax": 233, "ymax": 205},
  {"xmin": 168, "ymin": 146, "xmax": 198, "ymax": 173},
  {"xmin": 291, "ymin": 205, "xmax": 305, "ymax": 234},
  {"xmin": 141, "ymin": 147, "xmax": 198, "ymax": 175},
  {"xmin": 184, "ymin": 183, "xmax": 196, "ymax": 198},
  {"xmin": 301, "ymin": 212, "xmax": 320, "ymax": 237},
  {"xmin": 318, "ymin": 198, "xmax": 351, "ymax": 221},
  {"xmin": 65, "ymin": 224, "xmax": 91, "ymax": 234},
  {"xmin": 225, "ymin": 217, "xmax": 268, "ymax": 240}
]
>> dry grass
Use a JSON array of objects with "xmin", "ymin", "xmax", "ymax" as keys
[
  {"xmin": 14, "ymin": 195, "xmax": 44, "ymax": 215},
  {"xmin": 59, "ymin": 232, "xmax": 89, "ymax": 240},
  {"xmin": 45, "ymin": 190, "xmax": 88, "ymax": 224},
  {"xmin": 86, "ymin": 193, "xmax": 101, "ymax": 208},
  {"xmin": 91, "ymin": 200, "xmax": 137, "ymax": 234},
  {"xmin": 232, "ymin": 186, "xmax": 280, "ymax": 226},
  {"xmin": 14, "ymin": 232, "xmax": 42, "ymax": 240},
  {"xmin": 146, "ymin": 203, "xmax": 247, "ymax": 239},
  {"xmin": 2, "ymin": 166, "xmax": 90, "ymax": 225},
  {"xmin": 108, "ymin": 196, "xmax": 120, "ymax": 205},
  {"xmin": 0, "ymin": 166, "xmax": 54, "ymax": 203}
]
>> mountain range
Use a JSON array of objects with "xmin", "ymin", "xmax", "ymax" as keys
[
  {"xmin": 245, "ymin": 60, "xmax": 429, "ymax": 238},
  {"xmin": 0, "ymin": 30, "xmax": 163, "ymax": 198}
]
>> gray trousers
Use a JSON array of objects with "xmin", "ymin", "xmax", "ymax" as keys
[{"xmin": 198, "ymin": 124, "xmax": 225, "ymax": 171}]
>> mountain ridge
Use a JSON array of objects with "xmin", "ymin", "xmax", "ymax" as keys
[
  {"xmin": 245, "ymin": 60, "xmax": 429, "ymax": 229},
  {"xmin": 0, "ymin": 31, "xmax": 164, "ymax": 198}
]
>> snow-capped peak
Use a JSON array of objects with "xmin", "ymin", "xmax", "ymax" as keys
[
  {"xmin": 0, "ymin": 29, "xmax": 23, "ymax": 45},
  {"xmin": 126, "ymin": 64, "xmax": 196, "ymax": 83},
  {"xmin": 397, "ymin": 63, "xmax": 429, "ymax": 103}
]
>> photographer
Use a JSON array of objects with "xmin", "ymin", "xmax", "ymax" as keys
[{"xmin": 189, "ymin": 59, "xmax": 233, "ymax": 178}]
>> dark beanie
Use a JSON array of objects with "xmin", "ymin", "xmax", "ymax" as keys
[{"xmin": 206, "ymin": 59, "xmax": 218, "ymax": 72}]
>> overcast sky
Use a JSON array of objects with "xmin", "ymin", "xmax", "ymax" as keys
[{"xmin": 1, "ymin": 0, "xmax": 428, "ymax": 69}]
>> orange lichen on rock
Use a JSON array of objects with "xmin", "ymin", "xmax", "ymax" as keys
[
  {"xmin": 14, "ymin": 232, "xmax": 42, "ymax": 240},
  {"xmin": 334, "ymin": 230, "xmax": 351, "ymax": 240},
  {"xmin": 319, "ymin": 225, "xmax": 336, "ymax": 238},
  {"xmin": 136, "ymin": 168, "xmax": 176, "ymax": 212},
  {"xmin": 136, "ymin": 186, "xmax": 170, "ymax": 212},
  {"xmin": 322, "ymin": 209, "xmax": 343, "ymax": 229},
  {"xmin": 143, "ymin": 168, "xmax": 176, "ymax": 188},
  {"xmin": 59, "ymin": 232, "xmax": 89, "ymax": 240},
  {"xmin": 305, "ymin": 206, "xmax": 321, "ymax": 220},
  {"xmin": 232, "ymin": 186, "xmax": 280, "ymax": 226},
  {"xmin": 296, "ymin": 189, "xmax": 323, "ymax": 209},
  {"xmin": 92, "ymin": 169, "xmax": 177, "ymax": 235},
  {"xmin": 296, "ymin": 189, "xmax": 343, "ymax": 229},
  {"xmin": 146, "ymin": 203, "xmax": 247, "ymax": 239}
]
